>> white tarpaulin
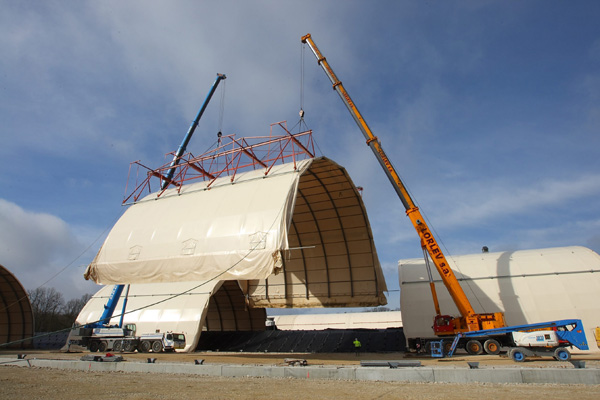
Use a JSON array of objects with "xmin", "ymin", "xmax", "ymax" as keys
[
  {"xmin": 272, "ymin": 311, "xmax": 402, "ymax": 330},
  {"xmin": 84, "ymin": 160, "xmax": 311, "ymax": 285},
  {"xmin": 71, "ymin": 281, "xmax": 220, "ymax": 352},
  {"xmin": 245, "ymin": 157, "xmax": 388, "ymax": 308}
]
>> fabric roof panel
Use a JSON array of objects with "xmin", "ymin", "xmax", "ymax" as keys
[
  {"xmin": 84, "ymin": 160, "xmax": 312, "ymax": 285},
  {"xmin": 72, "ymin": 281, "xmax": 219, "ymax": 352},
  {"xmin": 83, "ymin": 157, "xmax": 386, "ymax": 309},
  {"xmin": 246, "ymin": 157, "xmax": 387, "ymax": 308},
  {"xmin": 0, "ymin": 265, "xmax": 33, "ymax": 349}
]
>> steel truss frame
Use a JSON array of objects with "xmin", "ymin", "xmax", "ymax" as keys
[{"xmin": 123, "ymin": 121, "xmax": 315, "ymax": 204}]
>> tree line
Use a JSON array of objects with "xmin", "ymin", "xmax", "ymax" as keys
[
  {"xmin": 25, "ymin": 287, "xmax": 397, "ymax": 333},
  {"xmin": 28, "ymin": 287, "xmax": 92, "ymax": 333}
]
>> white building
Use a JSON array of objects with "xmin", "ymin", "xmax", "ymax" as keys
[
  {"xmin": 399, "ymin": 246, "xmax": 600, "ymax": 352},
  {"xmin": 272, "ymin": 311, "xmax": 402, "ymax": 331}
]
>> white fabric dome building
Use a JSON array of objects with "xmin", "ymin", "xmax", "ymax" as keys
[{"xmin": 399, "ymin": 246, "xmax": 600, "ymax": 352}]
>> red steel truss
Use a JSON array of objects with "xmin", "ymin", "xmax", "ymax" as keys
[{"xmin": 123, "ymin": 121, "xmax": 315, "ymax": 204}]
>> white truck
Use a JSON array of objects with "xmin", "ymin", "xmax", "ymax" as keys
[{"xmin": 72, "ymin": 324, "xmax": 186, "ymax": 353}]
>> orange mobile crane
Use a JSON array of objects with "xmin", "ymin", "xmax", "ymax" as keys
[{"xmin": 301, "ymin": 34, "xmax": 507, "ymax": 353}]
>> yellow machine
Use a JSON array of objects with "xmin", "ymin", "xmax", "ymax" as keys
[{"xmin": 301, "ymin": 34, "xmax": 506, "ymax": 346}]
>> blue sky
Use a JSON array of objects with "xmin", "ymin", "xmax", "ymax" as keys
[{"xmin": 1, "ymin": 1, "xmax": 600, "ymax": 309}]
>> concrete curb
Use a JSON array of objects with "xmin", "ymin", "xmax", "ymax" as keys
[{"xmin": 2, "ymin": 357, "xmax": 599, "ymax": 385}]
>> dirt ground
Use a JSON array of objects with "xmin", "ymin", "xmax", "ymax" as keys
[
  {"xmin": 3, "ymin": 348, "xmax": 600, "ymax": 368},
  {"xmin": 2, "ymin": 350, "xmax": 600, "ymax": 400}
]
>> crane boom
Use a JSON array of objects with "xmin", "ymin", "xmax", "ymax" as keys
[
  {"xmin": 301, "ymin": 33, "xmax": 504, "ymax": 334},
  {"xmin": 162, "ymin": 73, "xmax": 226, "ymax": 189},
  {"xmin": 90, "ymin": 74, "xmax": 227, "ymax": 330}
]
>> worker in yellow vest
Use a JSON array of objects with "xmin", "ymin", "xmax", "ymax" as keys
[{"xmin": 353, "ymin": 338, "xmax": 362, "ymax": 356}]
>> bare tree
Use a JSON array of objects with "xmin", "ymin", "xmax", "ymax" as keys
[
  {"xmin": 28, "ymin": 288, "xmax": 93, "ymax": 332},
  {"xmin": 62, "ymin": 293, "xmax": 93, "ymax": 325},
  {"xmin": 365, "ymin": 306, "xmax": 400, "ymax": 312},
  {"xmin": 28, "ymin": 287, "xmax": 65, "ymax": 332}
]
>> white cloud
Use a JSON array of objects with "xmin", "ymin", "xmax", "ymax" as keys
[
  {"xmin": 0, "ymin": 199, "xmax": 99, "ymax": 299},
  {"xmin": 0, "ymin": 199, "xmax": 73, "ymax": 267},
  {"xmin": 439, "ymin": 174, "xmax": 600, "ymax": 228}
]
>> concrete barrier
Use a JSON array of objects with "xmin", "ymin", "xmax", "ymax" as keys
[
  {"xmin": 433, "ymin": 368, "xmax": 523, "ymax": 384},
  {"xmin": 520, "ymin": 369, "xmax": 600, "ymax": 385},
  {"xmin": 222, "ymin": 365, "xmax": 286, "ymax": 378},
  {"xmin": 284, "ymin": 366, "xmax": 356, "ymax": 380},
  {"xmin": 1, "ymin": 357, "xmax": 599, "ymax": 385},
  {"xmin": 356, "ymin": 367, "xmax": 435, "ymax": 382}
]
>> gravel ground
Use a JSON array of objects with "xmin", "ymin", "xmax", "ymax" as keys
[
  {"xmin": 6, "ymin": 349, "xmax": 600, "ymax": 368},
  {"xmin": 2, "ymin": 365, "xmax": 600, "ymax": 400},
  {"xmin": 1, "ymin": 350, "xmax": 600, "ymax": 400}
]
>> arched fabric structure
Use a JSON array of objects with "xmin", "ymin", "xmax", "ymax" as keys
[
  {"xmin": 84, "ymin": 159, "xmax": 310, "ymax": 284},
  {"xmin": 71, "ymin": 280, "xmax": 264, "ymax": 352},
  {"xmin": 0, "ymin": 264, "xmax": 34, "ymax": 349},
  {"xmin": 204, "ymin": 281, "xmax": 266, "ymax": 331},
  {"xmin": 73, "ymin": 281, "xmax": 218, "ymax": 352},
  {"xmin": 72, "ymin": 157, "xmax": 387, "ymax": 352},
  {"xmin": 84, "ymin": 156, "xmax": 387, "ymax": 308},
  {"xmin": 244, "ymin": 157, "xmax": 387, "ymax": 307}
]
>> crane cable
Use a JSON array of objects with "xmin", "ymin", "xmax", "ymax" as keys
[
  {"xmin": 296, "ymin": 41, "xmax": 312, "ymax": 135},
  {"xmin": 300, "ymin": 40, "xmax": 305, "ymax": 122},
  {"xmin": 217, "ymin": 77, "xmax": 226, "ymax": 147},
  {"xmin": 294, "ymin": 42, "xmax": 324, "ymax": 157}
]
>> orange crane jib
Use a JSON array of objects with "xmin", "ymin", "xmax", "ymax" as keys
[{"xmin": 301, "ymin": 33, "xmax": 506, "ymax": 335}]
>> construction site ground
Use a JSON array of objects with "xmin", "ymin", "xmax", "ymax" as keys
[{"xmin": 2, "ymin": 349, "xmax": 600, "ymax": 399}]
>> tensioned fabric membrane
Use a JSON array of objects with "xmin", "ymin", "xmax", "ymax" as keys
[
  {"xmin": 78, "ymin": 157, "xmax": 387, "ymax": 351},
  {"xmin": 73, "ymin": 280, "xmax": 264, "ymax": 352},
  {"xmin": 0, "ymin": 264, "xmax": 34, "ymax": 349},
  {"xmin": 245, "ymin": 157, "xmax": 387, "ymax": 307},
  {"xmin": 84, "ymin": 156, "xmax": 387, "ymax": 308},
  {"xmin": 84, "ymin": 159, "xmax": 305, "ymax": 284}
]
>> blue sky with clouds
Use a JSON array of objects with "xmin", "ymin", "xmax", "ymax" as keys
[{"xmin": 1, "ymin": 1, "xmax": 600, "ymax": 308}]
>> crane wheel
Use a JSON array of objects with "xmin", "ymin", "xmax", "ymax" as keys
[
  {"xmin": 423, "ymin": 341, "xmax": 431, "ymax": 354},
  {"xmin": 98, "ymin": 341, "xmax": 108, "ymax": 353},
  {"xmin": 113, "ymin": 340, "xmax": 122, "ymax": 352},
  {"xmin": 89, "ymin": 341, "xmax": 99, "ymax": 352},
  {"xmin": 139, "ymin": 340, "xmax": 151, "ymax": 353},
  {"xmin": 483, "ymin": 339, "xmax": 501, "ymax": 355},
  {"xmin": 466, "ymin": 340, "xmax": 483, "ymax": 355},
  {"xmin": 122, "ymin": 340, "xmax": 134, "ymax": 352},
  {"xmin": 443, "ymin": 341, "xmax": 453, "ymax": 355},
  {"xmin": 152, "ymin": 341, "xmax": 163, "ymax": 353}
]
